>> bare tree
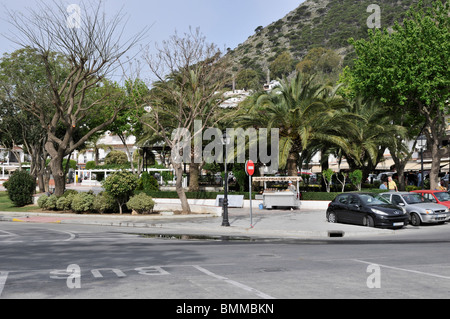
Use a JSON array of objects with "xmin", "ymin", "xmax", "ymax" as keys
[
  {"xmin": 136, "ymin": 28, "xmax": 231, "ymax": 214},
  {"xmin": 4, "ymin": 0, "xmax": 147, "ymax": 196}
]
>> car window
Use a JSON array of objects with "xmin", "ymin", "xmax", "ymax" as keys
[
  {"xmin": 381, "ymin": 194, "xmax": 391, "ymax": 202},
  {"xmin": 392, "ymin": 195, "xmax": 403, "ymax": 205},
  {"xmin": 336, "ymin": 194, "xmax": 350, "ymax": 204},
  {"xmin": 423, "ymin": 193, "xmax": 437, "ymax": 203},
  {"xmin": 402, "ymin": 193, "xmax": 430, "ymax": 204},
  {"xmin": 434, "ymin": 192, "xmax": 450, "ymax": 202},
  {"xmin": 359, "ymin": 194, "xmax": 389, "ymax": 205},
  {"xmin": 348, "ymin": 195, "xmax": 361, "ymax": 205}
]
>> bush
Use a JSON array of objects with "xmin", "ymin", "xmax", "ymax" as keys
[
  {"xmin": 92, "ymin": 192, "xmax": 117, "ymax": 214},
  {"xmin": 44, "ymin": 194, "xmax": 58, "ymax": 210},
  {"xmin": 62, "ymin": 189, "xmax": 78, "ymax": 197},
  {"xmin": 127, "ymin": 193, "xmax": 155, "ymax": 214},
  {"xmin": 56, "ymin": 194, "xmax": 74, "ymax": 211},
  {"xmin": 71, "ymin": 192, "xmax": 95, "ymax": 213},
  {"xmin": 104, "ymin": 151, "xmax": 128, "ymax": 165},
  {"xmin": 139, "ymin": 171, "xmax": 159, "ymax": 191},
  {"xmin": 37, "ymin": 195, "xmax": 49, "ymax": 209},
  {"xmin": 6, "ymin": 170, "xmax": 36, "ymax": 207},
  {"xmin": 85, "ymin": 161, "xmax": 96, "ymax": 170}
]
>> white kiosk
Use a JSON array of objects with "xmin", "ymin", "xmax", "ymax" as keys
[{"xmin": 253, "ymin": 176, "xmax": 302, "ymax": 209}]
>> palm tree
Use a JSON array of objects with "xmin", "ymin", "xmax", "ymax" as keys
[
  {"xmin": 339, "ymin": 96, "xmax": 407, "ymax": 179},
  {"xmin": 238, "ymin": 72, "xmax": 357, "ymax": 176}
]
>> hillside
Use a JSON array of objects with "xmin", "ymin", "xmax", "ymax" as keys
[{"xmin": 225, "ymin": 0, "xmax": 420, "ymax": 83}]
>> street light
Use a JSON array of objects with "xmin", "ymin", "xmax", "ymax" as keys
[{"xmin": 221, "ymin": 132, "xmax": 231, "ymax": 227}]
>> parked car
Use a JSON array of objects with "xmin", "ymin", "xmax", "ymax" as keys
[
  {"xmin": 410, "ymin": 190, "xmax": 450, "ymax": 208},
  {"xmin": 326, "ymin": 193, "xmax": 408, "ymax": 229},
  {"xmin": 380, "ymin": 192, "xmax": 450, "ymax": 226}
]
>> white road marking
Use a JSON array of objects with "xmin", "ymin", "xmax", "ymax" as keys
[
  {"xmin": 40, "ymin": 230, "xmax": 76, "ymax": 242},
  {"xmin": 0, "ymin": 230, "xmax": 18, "ymax": 237},
  {"xmin": 193, "ymin": 265, "xmax": 275, "ymax": 299},
  {"xmin": 0, "ymin": 272, "xmax": 8, "ymax": 297},
  {"xmin": 354, "ymin": 259, "xmax": 450, "ymax": 280}
]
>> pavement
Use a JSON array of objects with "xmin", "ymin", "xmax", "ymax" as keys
[{"xmin": 0, "ymin": 206, "xmax": 401, "ymax": 239}]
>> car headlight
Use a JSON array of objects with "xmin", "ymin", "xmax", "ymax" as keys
[
  {"xmin": 372, "ymin": 208, "xmax": 388, "ymax": 215},
  {"xmin": 401, "ymin": 207, "xmax": 407, "ymax": 214},
  {"xmin": 425, "ymin": 210, "xmax": 433, "ymax": 215}
]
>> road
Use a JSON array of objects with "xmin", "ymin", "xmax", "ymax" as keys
[{"xmin": 1, "ymin": 221, "xmax": 450, "ymax": 302}]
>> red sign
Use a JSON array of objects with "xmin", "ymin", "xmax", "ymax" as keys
[{"xmin": 246, "ymin": 160, "xmax": 255, "ymax": 176}]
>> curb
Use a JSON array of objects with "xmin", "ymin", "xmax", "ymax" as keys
[{"xmin": 0, "ymin": 210, "xmax": 395, "ymax": 240}]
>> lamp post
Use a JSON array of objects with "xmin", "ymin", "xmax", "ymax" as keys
[{"xmin": 222, "ymin": 132, "xmax": 231, "ymax": 227}]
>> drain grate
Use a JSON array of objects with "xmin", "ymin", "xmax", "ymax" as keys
[
  {"xmin": 259, "ymin": 268, "xmax": 285, "ymax": 273},
  {"xmin": 328, "ymin": 231, "xmax": 345, "ymax": 238}
]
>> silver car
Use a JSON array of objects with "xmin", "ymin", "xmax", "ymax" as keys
[{"xmin": 381, "ymin": 192, "xmax": 450, "ymax": 226}]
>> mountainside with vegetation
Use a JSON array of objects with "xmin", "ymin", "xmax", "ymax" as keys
[{"xmin": 225, "ymin": 0, "xmax": 420, "ymax": 87}]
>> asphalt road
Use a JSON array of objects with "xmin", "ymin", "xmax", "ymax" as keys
[{"xmin": 1, "ymin": 221, "xmax": 450, "ymax": 302}]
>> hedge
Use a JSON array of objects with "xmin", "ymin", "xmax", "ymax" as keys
[
  {"xmin": 137, "ymin": 190, "xmax": 257, "ymax": 200},
  {"xmin": 137, "ymin": 188, "xmax": 386, "ymax": 201}
]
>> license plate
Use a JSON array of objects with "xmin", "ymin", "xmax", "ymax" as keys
[
  {"xmin": 437, "ymin": 215, "xmax": 446, "ymax": 218},
  {"xmin": 393, "ymin": 222, "xmax": 404, "ymax": 226}
]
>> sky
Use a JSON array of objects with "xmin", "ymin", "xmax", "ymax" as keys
[{"xmin": 0, "ymin": 0, "xmax": 304, "ymax": 80}]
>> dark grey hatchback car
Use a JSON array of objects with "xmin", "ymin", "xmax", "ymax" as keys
[{"xmin": 326, "ymin": 193, "xmax": 409, "ymax": 229}]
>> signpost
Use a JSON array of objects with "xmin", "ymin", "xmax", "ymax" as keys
[{"xmin": 245, "ymin": 160, "xmax": 255, "ymax": 228}]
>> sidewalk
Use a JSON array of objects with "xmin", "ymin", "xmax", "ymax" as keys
[{"xmin": 0, "ymin": 207, "xmax": 397, "ymax": 239}]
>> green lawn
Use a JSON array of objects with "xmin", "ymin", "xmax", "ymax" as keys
[{"xmin": 0, "ymin": 191, "xmax": 39, "ymax": 212}]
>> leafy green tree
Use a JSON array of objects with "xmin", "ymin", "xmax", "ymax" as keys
[
  {"xmin": 4, "ymin": 2, "xmax": 146, "ymax": 196},
  {"xmin": 348, "ymin": 0, "xmax": 450, "ymax": 189},
  {"xmin": 0, "ymin": 48, "xmax": 50, "ymax": 192},
  {"xmin": 322, "ymin": 169, "xmax": 334, "ymax": 193},
  {"xmin": 235, "ymin": 69, "xmax": 261, "ymax": 91},
  {"xmin": 349, "ymin": 169, "xmax": 363, "ymax": 192},
  {"xmin": 104, "ymin": 151, "xmax": 129, "ymax": 165},
  {"xmin": 269, "ymin": 51, "xmax": 294, "ymax": 79},
  {"xmin": 102, "ymin": 171, "xmax": 138, "ymax": 214},
  {"xmin": 296, "ymin": 47, "xmax": 342, "ymax": 83}
]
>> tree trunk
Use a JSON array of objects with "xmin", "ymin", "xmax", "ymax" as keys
[
  {"xmin": 189, "ymin": 162, "xmax": 200, "ymax": 192},
  {"xmin": 118, "ymin": 134, "xmax": 135, "ymax": 174},
  {"xmin": 49, "ymin": 156, "xmax": 66, "ymax": 196},
  {"xmin": 173, "ymin": 162, "xmax": 191, "ymax": 215},
  {"xmin": 287, "ymin": 151, "xmax": 299, "ymax": 176},
  {"xmin": 37, "ymin": 174, "xmax": 45, "ymax": 193},
  {"xmin": 117, "ymin": 199, "xmax": 123, "ymax": 215},
  {"xmin": 429, "ymin": 138, "xmax": 445, "ymax": 190}
]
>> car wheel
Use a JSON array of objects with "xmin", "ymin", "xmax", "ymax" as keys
[
  {"xmin": 364, "ymin": 216, "xmax": 375, "ymax": 227},
  {"xmin": 410, "ymin": 213, "xmax": 422, "ymax": 226},
  {"xmin": 327, "ymin": 212, "xmax": 337, "ymax": 223}
]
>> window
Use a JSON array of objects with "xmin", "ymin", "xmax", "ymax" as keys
[
  {"xmin": 424, "ymin": 193, "xmax": 437, "ymax": 203},
  {"xmin": 392, "ymin": 195, "xmax": 403, "ymax": 205},
  {"xmin": 349, "ymin": 195, "xmax": 361, "ymax": 205},
  {"xmin": 434, "ymin": 192, "xmax": 450, "ymax": 202},
  {"xmin": 337, "ymin": 194, "xmax": 350, "ymax": 204}
]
